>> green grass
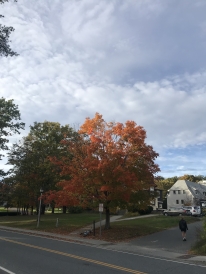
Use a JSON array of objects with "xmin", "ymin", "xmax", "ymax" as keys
[
  {"xmin": 191, "ymin": 239, "xmax": 206, "ymax": 255},
  {"xmin": 95, "ymin": 215, "xmax": 200, "ymax": 241},
  {"xmin": 0, "ymin": 213, "xmax": 103, "ymax": 234},
  {"xmin": 114, "ymin": 215, "xmax": 198, "ymax": 232},
  {"xmin": 191, "ymin": 217, "xmax": 206, "ymax": 255},
  {"xmin": 0, "ymin": 207, "xmax": 7, "ymax": 212},
  {"xmin": 0, "ymin": 213, "xmax": 201, "ymax": 243},
  {"xmin": 119, "ymin": 212, "xmax": 140, "ymax": 219}
]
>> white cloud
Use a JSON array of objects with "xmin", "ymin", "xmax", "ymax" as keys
[{"xmin": 0, "ymin": 0, "xmax": 206, "ymax": 177}]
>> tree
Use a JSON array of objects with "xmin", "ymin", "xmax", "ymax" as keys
[
  {"xmin": 0, "ymin": 0, "xmax": 18, "ymax": 57},
  {"xmin": 155, "ymin": 176, "xmax": 178, "ymax": 199},
  {"xmin": 0, "ymin": 97, "xmax": 24, "ymax": 176},
  {"xmin": 178, "ymin": 174, "xmax": 206, "ymax": 182},
  {"xmin": 51, "ymin": 113, "xmax": 160, "ymax": 229},
  {"xmin": 0, "ymin": 98, "xmax": 24, "ymax": 155},
  {"xmin": 7, "ymin": 121, "xmax": 77, "ymax": 214}
]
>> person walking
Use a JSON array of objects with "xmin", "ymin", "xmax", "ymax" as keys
[{"xmin": 179, "ymin": 217, "xmax": 188, "ymax": 241}]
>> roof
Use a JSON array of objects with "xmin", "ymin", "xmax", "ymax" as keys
[{"xmin": 169, "ymin": 180, "xmax": 206, "ymax": 199}]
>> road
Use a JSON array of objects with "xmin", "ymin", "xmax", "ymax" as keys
[
  {"xmin": 130, "ymin": 218, "xmax": 203, "ymax": 254},
  {"xmin": 0, "ymin": 229, "xmax": 206, "ymax": 274}
]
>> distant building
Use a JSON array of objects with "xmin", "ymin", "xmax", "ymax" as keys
[
  {"xmin": 199, "ymin": 180, "xmax": 206, "ymax": 186},
  {"xmin": 167, "ymin": 180, "xmax": 206, "ymax": 209},
  {"xmin": 150, "ymin": 187, "xmax": 163, "ymax": 210}
]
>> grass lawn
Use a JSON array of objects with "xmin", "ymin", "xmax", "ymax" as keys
[
  {"xmin": 0, "ymin": 207, "xmax": 7, "ymax": 212},
  {"xmin": 0, "ymin": 213, "xmax": 200, "ymax": 243},
  {"xmin": 190, "ymin": 217, "xmax": 206, "ymax": 255},
  {"xmin": 0, "ymin": 212, "xmax": 102, "ymax": 234},
  {"xmin": 191, "ymin": 238, "xmax": 206, "ymax": 255}
]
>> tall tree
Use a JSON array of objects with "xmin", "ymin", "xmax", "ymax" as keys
[
  {"xmin": 7, "ymin": 121, "xmax": 77, "ymax": 213},
  {"xmin": 51, "ymin": 113, "xmax": 160, "ymax": 229},
  {"xmin": 0, "ymin": 97, "xmax": 24, "ymax": 176},
  {"xmin": 0, "ymin": 0, "xmax": 18, "ymax": 57}
]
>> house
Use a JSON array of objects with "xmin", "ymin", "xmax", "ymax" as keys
[
  {"xmin": 150, "ymin": 186, "xmax": 163, "ymax": 210},
  {"xmin": 167, "ymin": 180, "xmax": 206, "ymax": 210},
  {"xmin": 199, "ymin": 180, "xmax": 206, "ymax": 186}
]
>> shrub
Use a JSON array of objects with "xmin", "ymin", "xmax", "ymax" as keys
[
  {"xmin": 127, "ymin": 204, "xmax": 139, "ymax": 213},
  {"xmin": 0, "ymin": 212, "xmax": 21, "ymax": 216},
  {"xmin": 68, "ymin": 206, "xmax": 83, "ymax": 214},
  {"xmin": 137, "ymin": 206, "xmax": 153, "ymax": 215}
]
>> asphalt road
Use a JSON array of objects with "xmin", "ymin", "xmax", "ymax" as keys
[
  {"xmin": 0, "ymin": 229, "xmax": 206, "ymax": 274},
  {"xmin": 130, "ymin": 219, "xmax": 203, "ymax": 254}
]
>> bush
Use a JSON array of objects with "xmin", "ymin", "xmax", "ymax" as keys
[
  {"xmin": 0, "ymin": 212, "xmax": 21, "ymax": 216},
  {"xmin": 127, "ymin": 204, "xmax": 139, "ymax": 213},
  {"xmin": 68, "ymin": 206, "xmax": 83, "ymax": 214},
  {"xmin": 191, "ymin": 221, "xmax": 206, "ymax": 255},
  {"xmin": 137, "ymin": 206, "xmax": 153, "ymax": 215}
]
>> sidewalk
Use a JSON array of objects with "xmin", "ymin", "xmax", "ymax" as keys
[{"xmin": 0, "ymin": 214, "xmax": 206, "ymax": 265}]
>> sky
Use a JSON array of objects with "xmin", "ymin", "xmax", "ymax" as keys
[{"xmin": 0, "ymin": 0, "xmax": 206, "ymax": 178}]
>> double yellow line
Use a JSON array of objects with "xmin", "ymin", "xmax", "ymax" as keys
[{"xmin": 0, "ymin": 237, "xmax": 146, "ymax": 274}]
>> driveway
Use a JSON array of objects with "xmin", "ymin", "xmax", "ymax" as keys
[{"xmin": 129, "ymin": 219, "xmax": 203, "ymax": 254}]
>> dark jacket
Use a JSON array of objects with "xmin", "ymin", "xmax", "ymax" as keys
[{"xmin": 179, "ymin": 219, "xmax": 188, "ymax": 231}]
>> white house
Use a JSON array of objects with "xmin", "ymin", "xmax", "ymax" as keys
[
  {"xmin": 167, "ymin": 180, "xmax": 206, "ymax": 210},
  {"xmin": 199, "ymin": 180, "xmax": 206, "ymax": 186}
]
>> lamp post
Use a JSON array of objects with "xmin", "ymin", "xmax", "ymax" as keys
[{"xmin": 37, "ymin": 188, "xmax": 43, "ymax": 228}]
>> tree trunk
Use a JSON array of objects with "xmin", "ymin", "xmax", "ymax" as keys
[
  {"xmin": 63, "ymin": 206, "xmax": 67, "ymax": 214},
  {"xmin": 41, "ymin": 204, "xmax": 46, "ymax": 214},
  {"xmin": 104, "ymin": 207, "xmax": 111, "ymax": 229},
  {"xmin": 52, "ymin": 206, "xmax": 55, "ymax": 214},
  {"xmin": 26, "ymin": 205, "xmax": 29, "ymax": 215}
]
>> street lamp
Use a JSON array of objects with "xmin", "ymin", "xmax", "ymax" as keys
[{"xmin": 37, "ymin": 188, "xmax": 43, "ymax": 228}]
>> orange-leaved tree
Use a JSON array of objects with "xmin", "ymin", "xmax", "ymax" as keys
[{"xmin": 50, "ymin": 113, "xmax": 160, "ymax": 229}]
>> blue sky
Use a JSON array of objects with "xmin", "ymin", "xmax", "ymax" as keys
[{"xmin": 0, "ymin": 0, "xmax": 206, "ymax": 178}]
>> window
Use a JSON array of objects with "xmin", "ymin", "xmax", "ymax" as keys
[
  {"xmin": 178, "ymin": 190, "xmax": 181, "ymax": 194},
  {"xmin": 173, "ymin": 190, "xmax": 176, "ymax": 194},
  {"xmin": 183, "ymin": 190, "xmax": 186, "ymax": 194},
  {"xmin": 176, "ymin": 200, "xmax": 179, "ymax": 204},
  {"xmin": 181, "ymin": 200, "xmax": 184, "ymax": 204}
]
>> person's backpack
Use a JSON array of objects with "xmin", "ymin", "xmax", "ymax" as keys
[{"xmin": 180, "ymin": 220, "xmax": 186, "ymax": 230}]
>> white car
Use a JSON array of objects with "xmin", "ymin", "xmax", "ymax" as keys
[
  {"xmin": 182, "ymin": 206, "xmax": 201, "ymax": 216},
  {"xmin": 163, "ymin": 208, "xmax": 186, "ymax": 216}
]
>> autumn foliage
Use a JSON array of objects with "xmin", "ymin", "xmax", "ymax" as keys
[{"xmin": 49, "ymin": 113, "xmax": 160, "ymax": 228}]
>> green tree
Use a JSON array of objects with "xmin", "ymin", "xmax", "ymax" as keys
[
  {"xmin": 178, "ymin": 174, "xmax": 206, "ymax": 182},
  {"xmin": 155, "ymin": 176, "xmax": 178, "ymax": 198},
  {"xmin": 0, "ymin": 97, "xmax": 24, "ymax": 176},
  {"xmin": 7, "ymin": 121, "xmax": 77, "ymax": 213},
  {"xmin": 0, "ymin": 0, "xmax": 18, "ymax": 57}
]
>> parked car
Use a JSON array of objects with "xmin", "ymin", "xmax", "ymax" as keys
[
  {"xmin": 163, "ymin": 208, "xmax": 186, "ymax": 216},
  {"xmin": 182, "ymin": 206, "xmax": 201, "ymax": 216}
]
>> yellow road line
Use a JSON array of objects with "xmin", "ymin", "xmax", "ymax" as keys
[{"xmin": 0, "ymin": 237, "xmax": 146, "ymax": 274}]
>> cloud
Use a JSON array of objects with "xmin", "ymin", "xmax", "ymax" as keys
[{"xmin": 0, "ymin": 0, "xmax": 206, "ymax": 177}]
